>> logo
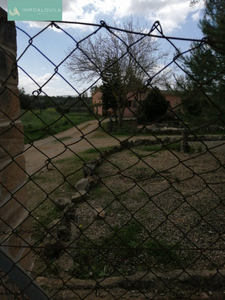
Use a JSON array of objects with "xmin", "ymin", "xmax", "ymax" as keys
[
  {"xmin": 8, "ymin": 0, "xmax": 62, "ymax": 21},
  {"xmin": 8, "ymin": 7, "xmax": 20, "ymax": 16}
]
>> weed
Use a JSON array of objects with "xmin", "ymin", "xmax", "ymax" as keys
[
  {"xmin": 143, "ymin": 239, "xmax": 181, "ymax": 265},
  {"xmin": 164, "ymin": 142, "xmax": 181, "ymax": 151},
  {"xmin": 72, "ymin": 220, "xmax": 181, "ymax": 279}
]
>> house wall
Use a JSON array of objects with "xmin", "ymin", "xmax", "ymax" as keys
[
  {"xmin": 0, "ymin": 8, "xmax": 33, "ymax": 272},
  {"xmin": 92, "ymin": 88, "xmax": 181, "ymax": 118},
  {"xmin": 163, "ymin": 93, "xmax": 181, "ymax": 109},
  {"xmin": 92, "ymin": 89, "xmax": 104, "ymax": 116}
]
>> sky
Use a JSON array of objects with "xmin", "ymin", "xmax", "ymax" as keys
[{"xmin": 1, "ymin": 0, "xmax": 205, "ymax": 96}]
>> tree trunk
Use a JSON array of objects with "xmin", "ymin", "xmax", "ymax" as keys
[{"xmin": 118, "ymin": 105, "xmax": 126, "ymax": 127}]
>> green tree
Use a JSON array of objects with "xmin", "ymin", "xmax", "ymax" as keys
[
  {"xmin": 19, "ymin": 88, "xmax": 32, "ymax": 110},
  {"xmin": 100, "ymin": 57, "xmax": 119, "ymax": 111},
  {"xmin": 199, "ymin": 0, "xmax": 225, "ymax": 56},
  {"xmin": 142, "ymin": 88, "xmax": 169, "ymax": 122},
  {"xmin": 175, "ymin": 0, "xmax": 225, "ymax": 120}
]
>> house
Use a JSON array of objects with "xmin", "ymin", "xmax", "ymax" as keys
[{"xmin": 92, "ymin": 87, "xmax": 181, "ymax": 118}]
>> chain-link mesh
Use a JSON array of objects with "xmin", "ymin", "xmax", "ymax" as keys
[{"xmin": 1, "ymin": 17, "xmax": 225, "ymax": 299}]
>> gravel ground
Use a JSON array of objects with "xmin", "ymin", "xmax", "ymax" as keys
[
  {"xmin": 75, "ymin": 141, "xmax": 225, "ymax": 272},
  {"xmin": 27, "ymin": 130, "xmax": 225, "ymax": 298}
]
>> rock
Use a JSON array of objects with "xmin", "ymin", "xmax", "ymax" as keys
[
  {"xmin": 53, "ymin": 198, "xmax": 71, "ymax": 210},
  {"xmin": 71, "ymin": 190, "xmax": 87, "ymax": 203},
  {"xmin": 94, "ymin": 207, "xmax": 106, "ymax": 219},
  {"xmin": 56, "ymin": 226, "xmax": 71, "ymax": 242},
  {"xmin": 63, "ymin": 204, "xmax": 77, "ymax": 222},
  {"xmin": 75, "ymin": 178, "xmax": 90, "ymax": 192},
  {"xmin": 136, "ymin": 125, "xmax": 144, "ymax": 133},
  {"xmin": 162, "ymin": 137, "xmax": 170, "ymax": 144},
  {"xmin": 87, "ymin": 175, "xmax": 100, "ymax": 188},
  {"xmin": 82, "ymin": 163, "xmax": 96, "ymax": 177},
  {"xmin": 43, "ymin": 219, "xmax": 71, "ymax": 257},
  {"xmin": 170, "ymin": 138, "xmax": 178, "ymax": 143},
  {"xmin": 208, "ymin": 136, "xmax": 218, "ymax": 141},
  {"xmin": 134, "ymin": 139, "xmax": 144, "ymax": 146},
  {"xmin": 58, "ymin": 252, "xmax": 74, "ymax": 273}
]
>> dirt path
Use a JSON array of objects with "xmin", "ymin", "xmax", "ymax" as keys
[
  {"xmin": 23, "ymin": 119, "xmax": 225, "ymax": 176},
  {"xmin": 23, "ymin": 120, "xmax": 124, "ymax": 175}
]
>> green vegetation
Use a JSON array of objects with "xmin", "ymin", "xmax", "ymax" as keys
[
  {"xmin": 20, "ymin": 108, "xmax": 94, "ymax": 144},
  {"xmin": 141, "ymin": 87, "xmax": 169, "ymax": 122},
  {"xmin": 173, "ymin": 1, "xmax": 225, "ymax": 124},
  {"xmin": 74, "ymin": 220, "xmax": 180, "ymax": 279},
  {"xmin": 100, "ymin": 119, "xmax": 138, "ymax": 135},
  {"xmin": 134, "ymin": 142, "xmax": 182, "ymax": 153}
]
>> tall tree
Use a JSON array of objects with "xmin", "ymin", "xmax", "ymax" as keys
[
  {"xmin": 66, "ymin": 17, "xmax": 169, "ymax": 126},
  {"xmin": 100, "ymin": 57, "xmax": 119, "ymax": 112},
  {"xmin": 175, "ymin": 0, "xmax": 225, "ymax": 120},
  {"xmin": 142, "ymin": 87, "xmax": 169, "ymax": 122},
  {"xmin": 199, "ymin": 0, "xmax": 225, "ymax": 56}
]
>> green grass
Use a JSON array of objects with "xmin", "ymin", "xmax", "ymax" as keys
[
  {"xmin": 82, "ymin": 146, "xmax": 116, "ymax": 154},
  {"xmin": 20, "ymin": 108, "xmax": 94, "ymax": 144},
  {"xmin": 73, "ymin": 220, "xmax": 181, "ymax": 279},
  {"xmin": 101, "ymin": 120, "xmax": 138, "ymax": 135},
  {"xmin": 53, "ymin": 136, "xmax": 72, "ymax": 143},
  {"xmin": 134, "ymin": 142, "xmax": 182, "ymax": 153}
]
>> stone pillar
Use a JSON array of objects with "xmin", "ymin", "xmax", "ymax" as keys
[{"xmin": 0, "ymin": 8, "xmax": 33, "ymax": 272}]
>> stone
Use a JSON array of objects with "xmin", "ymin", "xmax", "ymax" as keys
[
  {"xmin": 71, "ymin": 190, "xmax": 87, "ymax": 203},
  {"xmin": 43, "ymin": 220, "xmax": 71, "ymax": 257},
  {"xmin": 170, "ymin": 138, "xmax": 178, "ymax": 143},
  {"xmin": 208, "ymin": 136, "xmax": 218, "ymax": 141},
  {"xmin": 82, "ymin": 163, "xmax": 96, "ymax": 177},
  {"xmin": 162, "ymin": 137, "xmax": 170, "ymax": 144},
  {"xmin": 0, "ymin": 120, "xmax": 24, "ymax": 159},
  {"xmin": 94, "ymin": 207, "xmax": 106, "ymax": 219},
  {"xmin": 146, "ymin": 124, "xmax": 157, "ymax": 130},
  {"xmin": 0, "ymin": 155, "xmax": 26, "ymax": 198},
  {"xmin": 134, "ymin": 139, "xmax": 144, "ymax": 146},
  {"xmin": 0, "ymin": 87, "xmax": 20, "ymax": 120},
  {"xmin": 54, "ymin": 198, "xmax": 71, "ymax": 210},
  {"xmin": 75, "ymin": 178, "xmax": 90, "ymax": 192},
  {"xmin": 0, "ymin": 48, "xmax": 18, "ymax": 85},
  {"xmin": 58, "ymin": 252, "xmax": 74, "ymax": 273},
  {"xmin": 63, "ymin": 204, "xmax": 77, "ymax": 222},
  {"xmin": 87, "ymin": 175, "xmax": 100, "ymax": 188}
]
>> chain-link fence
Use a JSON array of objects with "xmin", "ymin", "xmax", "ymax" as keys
[{"xmin": 1, "ymin": 12, "xmax": 225, "ymax": 299}]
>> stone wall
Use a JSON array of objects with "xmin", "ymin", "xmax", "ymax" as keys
[{"xmin": 0, "ymin": 8, "xmax": 33, "ymax": 271}]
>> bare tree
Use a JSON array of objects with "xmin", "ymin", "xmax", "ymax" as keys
[{"xmin": 66, "ymin": 17, "xmax": 169, "ymax": 126}]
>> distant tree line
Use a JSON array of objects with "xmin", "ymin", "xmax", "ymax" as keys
[{"xmin": 19, "ymin": 88, "xmax": 92, "ymax": 113}]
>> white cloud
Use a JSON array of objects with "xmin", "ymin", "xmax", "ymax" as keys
[
  {"xmin": 0, "ymin": 0, "xmax": 204, "ymax": 34},
  {"xmin": 127, "ymin": 0, "xmax": 204, "ymax": 33},
  {"xmin": 18, "ymin": 72, "xmax": 68, "ymax": 96},
  {"xmin": 0, "ymin": 0, "xmax": 7, "ymax": 11}
]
